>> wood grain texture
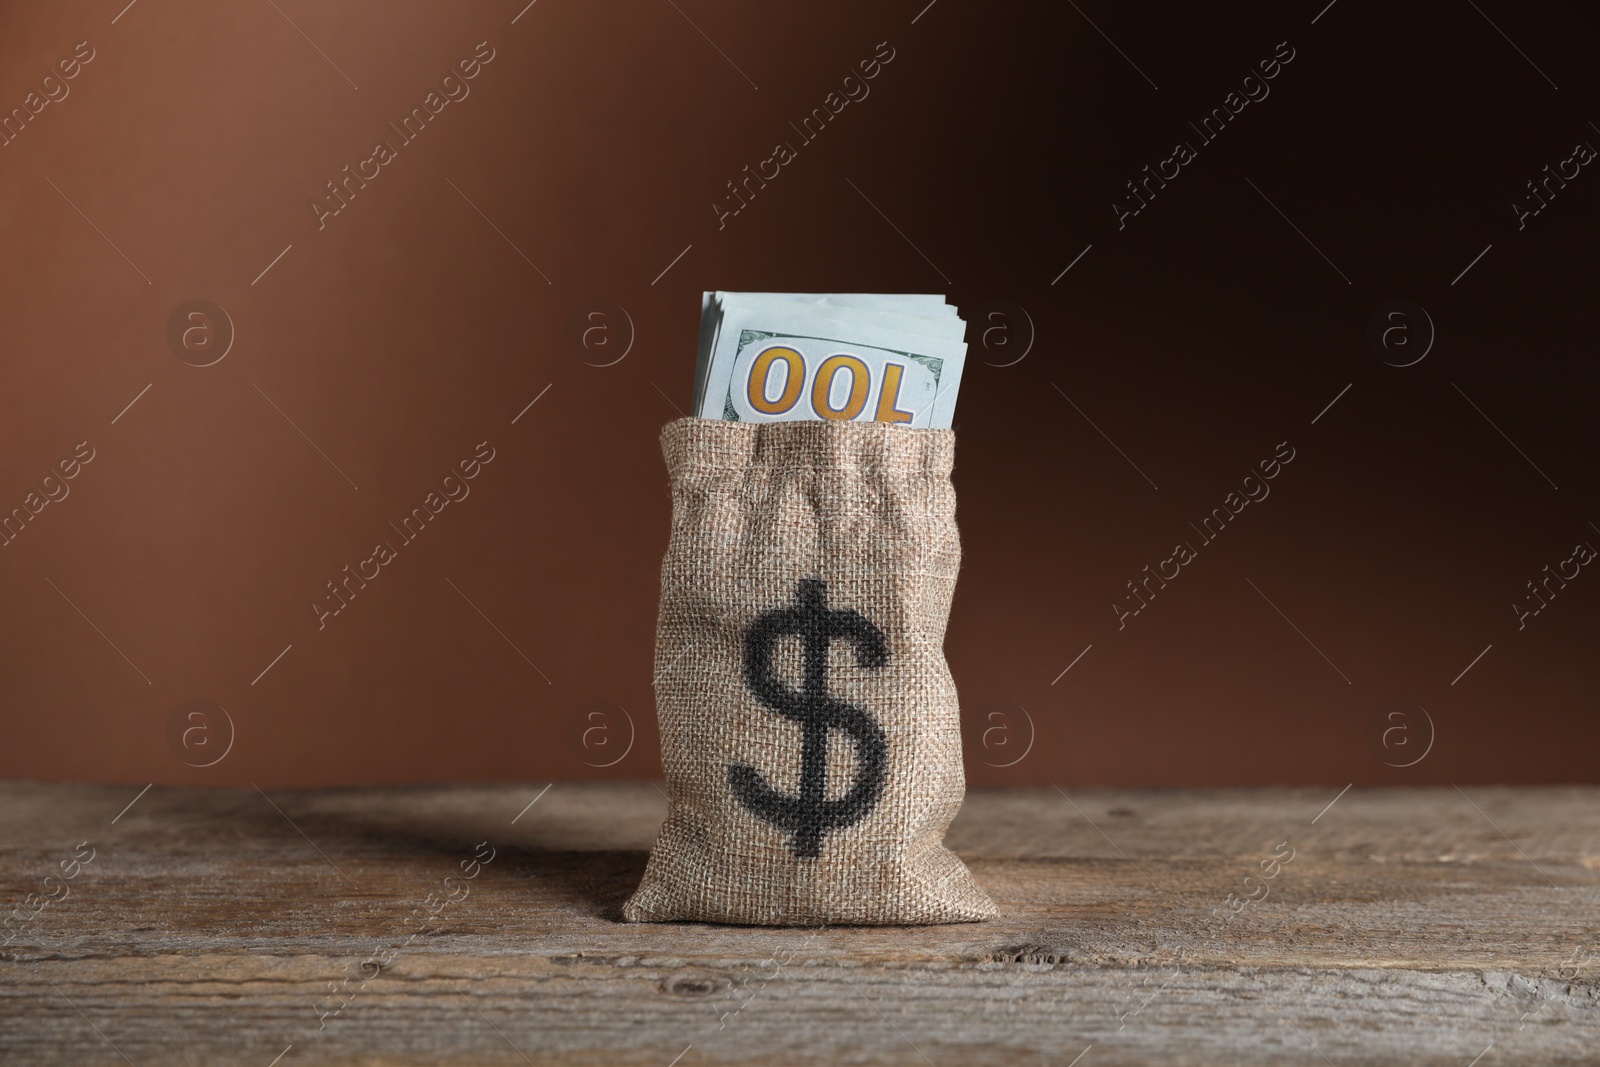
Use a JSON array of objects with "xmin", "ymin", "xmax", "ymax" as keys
[{"xmin": 1, "ymin": 782, "xmax": 1597, "ymax": 1065}]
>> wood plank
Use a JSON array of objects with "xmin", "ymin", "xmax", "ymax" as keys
[{"xmin": 1, "ymin": 782, "xmax": 1596, "ymax": 1065}]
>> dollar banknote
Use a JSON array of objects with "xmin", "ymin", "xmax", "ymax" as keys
[{"xmin": 692, "ymin": 292, "xmax": 967, "ymax": 428}]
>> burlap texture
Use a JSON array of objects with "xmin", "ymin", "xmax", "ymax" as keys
[{"xmin": 623, "ymin": 417, "xmax": 997, "ymax": 925}]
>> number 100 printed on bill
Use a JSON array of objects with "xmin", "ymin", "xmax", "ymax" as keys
[{"xmin": 729, "ymin": 334, "xmax": 946, "ymax": 427}]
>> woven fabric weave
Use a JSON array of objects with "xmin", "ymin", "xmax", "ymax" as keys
[{"xmin": 623, "ymin": 417, "xmax": 996, "ymax": 925}]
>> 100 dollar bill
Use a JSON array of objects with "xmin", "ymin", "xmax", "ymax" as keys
[{"xmin": 693, "ymin": 294, "xmax": 967, "ymax": 428}]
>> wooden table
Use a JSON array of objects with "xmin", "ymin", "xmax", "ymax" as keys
[{"xmin": 1, "ymin": 782, "xmax": 1595, "ymax": 1065}]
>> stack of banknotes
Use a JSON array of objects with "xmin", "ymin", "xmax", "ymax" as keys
[{"xmin": 692, "ymin": 292, "xmax": 967, "ymax": 428}]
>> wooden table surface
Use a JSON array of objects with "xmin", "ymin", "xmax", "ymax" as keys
[{"xmin": 1, "ymin": 781, "xmax": 1596, "ymax": 1065}]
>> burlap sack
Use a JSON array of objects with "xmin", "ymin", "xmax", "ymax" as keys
[{"xmin": 623, "ymin": 416, "xmax": 996, "ymax": 925}]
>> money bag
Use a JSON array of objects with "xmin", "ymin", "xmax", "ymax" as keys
[{"xmin": 623, "ymin": 417, "xmax": 996, "ymax": 925}]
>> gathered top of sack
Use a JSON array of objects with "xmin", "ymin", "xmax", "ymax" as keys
[{"xmin": 661, "ymin": 416, "xmax": 956, "ymax": 480}]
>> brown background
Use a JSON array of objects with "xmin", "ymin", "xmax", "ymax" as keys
[{"xmin": 0, "ymin": 0, "xmax": 1595, "ymax": 789}]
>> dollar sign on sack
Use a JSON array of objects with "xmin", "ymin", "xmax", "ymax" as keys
[{"xmin": 730, "ymin": 578, "xmax": 890, "ymax": 858}]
